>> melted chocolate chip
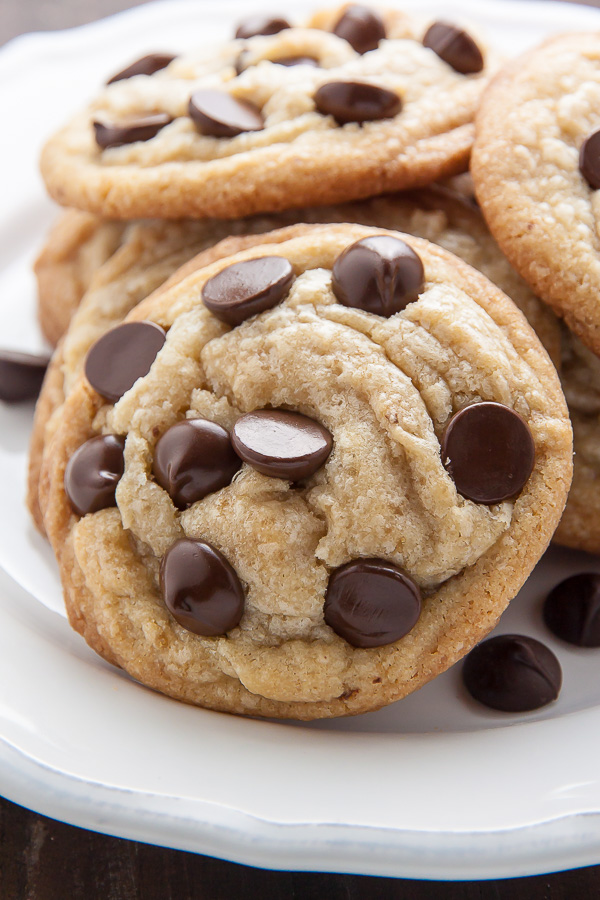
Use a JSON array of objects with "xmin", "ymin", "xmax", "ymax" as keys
[
  {"xmin": 202, "ymin": 256, "xmax": 294, "ymax": 325},
  {"xmin": 153, "ymin": 418, "xmax": 242, "ymax": 509},
  {"xmin": 579, "ymin": 130, "xmax": 600, "ymax": 190},
  {"xmin": 324, "ymin": 558, "xmax": 421, "ymax": 648},
  {"xmin": 314, "ymin": 81, "xmax": 401, "ymax": 125},
  {"xmin": 544, "ymin": 573, "xmax": 600, "ymax": 647},
  {"xmin": 188, "ymin": 89, "xmax": 264, "ymax": 138},
  {"xmin": 442, "ymin": 402, "xmax": 535, "ymax": 504},
  {"xmin": 332, "ymin": 236, "xmax": 424, "ymax": 317},
  {"xmin": 333, "ymin": 4, "xmax": 386, "ymax": 54},
  {"xmin": 94, "ymin": 113, "xmax": 172, "ymax": 149},
  {"xmin": 463, "ymin": 635, "xmax": 562, "ymax": 712},
  {"xmin": 64, "ymin": 434, "xmax": 125, "ymax": 517},
  {"xmin": 235, "ymin": 16, "xmax": 291, "ymax": 39},
  {"xmin": 274, "ymin": 55, "xmax": 320, "ymax": 67},
  {"xmin": 423, "ymin": 22, "xmax": 484, "ymax": 75},
  {"xmin": 231, "ymin": 409, "xmax": 333, "ymax": 480},
  {"xmin": 160, "ymin": 539, "xmax": 244, "ymax": 636},
  {"xmin": 0, "ymin": 350, "xmax": 49, "ymax": 403},
  {"xmin": 84, "ymin": 321, "xmax": 166, "ymax": 403},
  {"xmin": 106, "ymin": 53, "xmax": 176, "ymax": 84}
]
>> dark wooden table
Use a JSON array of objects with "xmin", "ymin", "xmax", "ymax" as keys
[{"xmin": 3, "ymin": 2, "xmax": 600, "ymax": 897}]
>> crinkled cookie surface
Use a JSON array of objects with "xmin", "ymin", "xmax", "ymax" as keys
[
  {"xmin": 40, "ymin": 6, "xmax": 495, "ymax": 219},
  {"xmin": 472, "ymin": 33, "xmax": 600, "ymax": 355},
  {"xmin": 40, "ymin": 224, "xmax": 572, "ymax": 719}
]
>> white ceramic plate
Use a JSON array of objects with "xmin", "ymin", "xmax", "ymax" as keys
[{"xmin": 2, "ymin": 0, "xmax": 600, "ymax": 880}]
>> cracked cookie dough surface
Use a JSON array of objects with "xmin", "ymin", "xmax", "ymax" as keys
[
  {"xmin": 472, "ymin": 33, "xmax": 600, "ymax": 356},
  {"xmin": 40, "ymin": 10, "xmax": 495, "ymax": 220},
  {"xmin": 29, "ymin": 189, "xmax": 559, "ymax": 534},
  {"xmin": 40, "ymin": 224, "xmax": 572, "ymax": 719}
]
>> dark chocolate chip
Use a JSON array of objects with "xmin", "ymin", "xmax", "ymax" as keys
[
  {"xmin": 94, "ymin": 113, "xmax": 172, "ymax": 149},
  {"xmin": 423, "ymin": 21, "xmax": 484, "ymax": 75},
  {"xmin": 160, "ymin": 538, "xmax": 244, "ymax": 636},
  {"xmin": 442, "ymin": 402, "xmax": 535, "ymax": 504},
  {"xmin": 332, "ymin": 235, "xmax": 424, "ymax": 316},
  {"xmin": 235, "ymin": 16, "xmax": 291, "ymax": 39},
  {"xmin": 84, "ymin": 320, "xmax": 166, "ymax": 403},
  {"xmin": 188, "ymin": 89, "xmax": 264, "ymax": 138},
  {"xmin": 324, "ymin": 558, "xmax": 421, "ymax": 648},
  {"xmin": 333, "ymin": 4, "xmax": 386, "ymax": 54},
  {"xmin": 463, "ymin": 634, "xmax": 562, "ymax": 712},
  {"xmin": 544, "ymin": 573, "xmax": 600, "ymax": 647},
  {"xmin": 579, "ymin": 130, "xmax": 600, "ymax": 190},
  {"xmin": 64, "ymin": 434, "xmax": 125, "ymax": 517},
  {"xmin": 231, "ymin": 409, "xmax": 333, "ymax": 480},
  {"xmin": 274, "ymin": 55, "xmax": 320, "ymax": 67},
  {"xmin": 106, "ymin": 53, "xmax": 176, "ymax": 85},
  {"xmin": 153, "ymin": 418, "xmax": 242, "ymax": 509},
  {"xmin": 0, "ymin": 350, "xmax": 50, "ymax": 403},
  {"xmin": 314, "ymin": 81, "xmax": 401, "ymax": 125},
  {"xmin": 202, "ymin": 256, "xmax": 294, "ymax": 325}
]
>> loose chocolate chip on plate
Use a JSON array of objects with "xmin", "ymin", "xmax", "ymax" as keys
[
  {"xmin": 84, "ymin": 320, "xmax": 166, "ymax": 403},
  {"xmin": 106, "ymin": 53, "xmax": 176, "ymax": 84},
  {"xmin": 231, "ymin": 409, "xmax": 333, "ymax": 480},
  {"xmin": 463, "ymin": 634, "xmax": 562, "ymax": 712},
  {"xmin": 333, "ymin": 4, "xmax": 386, "ymax": 55},
  {"xmin": 324, "ymin": 558, "xmax": 422, "ymax": 648},
  {"xmin": 94, "ymin": 113, "xmax": 172, "ymax": 150},
  {"xmin": 442, "ymin": 402, "xmax": 535, "ymax": 504},
  {"xmin": 202, "ymin": 256, "xmax": 294, "ymax": 325},
  {"xmin": 235, "ymin": 16, "xmax": 291, "ymax": 39},
  {"xmin": 332, "ymin": 236, "xmax": 424, "ymax": 316},
  {"xmin": 423, "ymin": 22, "xmax": 484, "ymax": 75},
  {"xmin": 0, "ymin": 350, "xmax": 49, "ymax": 403},
  {"xmin": 544, "ymin": 573, "xmax": 600, "ymax": 647},
  {"xmin": 189, "ymin": 89, "xmax": 264, "ymax": 138},
  {"xmin": 64, "ymin": 434, "xmax": 126, "ymax": 517},
  {"xmin": 580, "ymin": 130, "xmax": 600, "ymax": 190},
  {"xmin": 160, "ymin": 538, "xmax": 245, "ymax": 636},
  {"xmin": 314, "ymin": 81, "xmax": 401, "ymax": 125},
  {"xmin": 153, "ymin": 418, "xmax": 242, "ymax": 509}
]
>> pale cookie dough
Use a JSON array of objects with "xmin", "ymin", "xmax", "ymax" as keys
[
  {"xmin": 39, "ymin": 224, "xmax": 572, "ymax": 719},
  {"xmin": 40, "ymin": 12, "xmax": 496, "ymax": 219},
  {"xmin": 472, "ymin": 33, "xmax": 600, "ymax": 356},
  {"xmin": 28, "ymin": 189, "xmax": 559, "ymax": 535}
]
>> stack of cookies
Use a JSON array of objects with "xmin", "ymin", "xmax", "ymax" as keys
[{"xmin": 22, "ymin": 2, "xmax": 600, "ymax": 720}]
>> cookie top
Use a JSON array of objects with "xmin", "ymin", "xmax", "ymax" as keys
[
  {"xmin": 40, "ymin": 223, "xmax": 572, "ymax": 719},
  {"xmin": 40, "ymin": 7, "xmax": 494, "ymax": 219},
  {"xmin": 472, "ymin": 33, "xmax": 600, "ymax": 355}
]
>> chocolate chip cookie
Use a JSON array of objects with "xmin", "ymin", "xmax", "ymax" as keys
[
  {"xmin": 40, "ymin": 9, "xmax": 495, "ymax": 219},
  {"xmin": 39, "ymin": 224, "xmax": 572, "ymax": 719}
]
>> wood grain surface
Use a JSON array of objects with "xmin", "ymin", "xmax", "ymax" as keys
[{"xmin": 2, "ymin": 1, "xmax": 600, "ymax": 897}]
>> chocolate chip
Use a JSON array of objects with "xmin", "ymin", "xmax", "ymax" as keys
[
  {"xmin": 64, "ymin": 434, "xmax": 125, "ymax": 517},
  {"xmin": 442, "ymin": 402, "xmax": 535, "ymax": 504},
  {"xmin": 544, "ymin": 573, "xmax": 600, "ymax": 647},
  {"xmin": 160, "ymin": 539, "xmax": 244, "ymax": 636},
  {"xmin": 153, "ymin": 418, "xmax": 242, "ymax": 509},
  {"xmin": 231, "ymin": 409, "xmax": 333, "ymax": 480},
  {"xmin": 333, "ymin": 4, "xmax": 386, "ymax": 54},
  {"xmin": 188, "ymin": 90, "xmax": 264, "ymax": 138},
  {"xmin": 463, "ymin": 635, "xmax": 562, "ymax": 712},
  {"xmin": 332, "ymin": 236, "xmax": 424, "ymax": 316},
  {"xmin": 0, "ymin": 350, "xmax": 49, "ymax": 403},
  {"xmin": 324, "ymin": 558, "xmax": 421, "ymax": 648},
  {"xmin": 579, "ymin": 130, "xmax": 600, "ymax": 190},
  {"xmin": 274, "ymin": 56, "xmax": 320, "ymax": 67},
  {"xmin": 85, "ymin": 321, "xmax": 166, "ymax": 403},
  {"xmin": 423, "ymin": 22, "xmax": 484, "ymax": 75},
  {"xmin": 235, "ymin": 16, "xmax": 291, "ymax": 39},
  {"xmin": 106, "ymin": 53, "xmax": 176, "ymax": 84},
  {"xmin": 314, "ymin": 81, "xmax": 401, "ymax": 125},
  {"xmin": 94, "ymin": 113, "xmax": 172, "ymax": 149},
  {"xmin": 202, "ymin": 256, "xmax": 294, "ymax": 325}
]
